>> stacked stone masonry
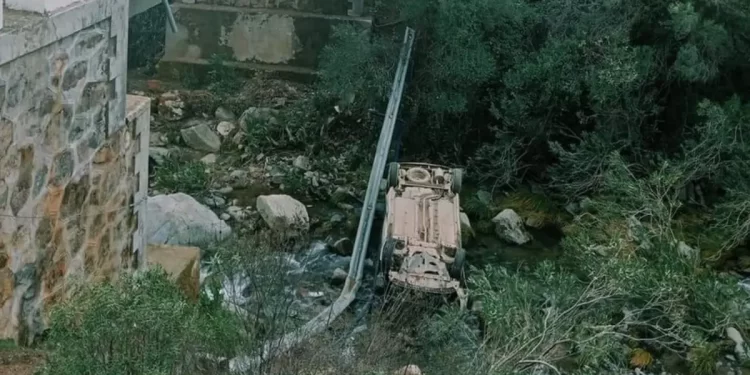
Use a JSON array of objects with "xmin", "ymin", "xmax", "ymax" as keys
[{"xmin": 0, "ymin": 0, "xmax": 145, "ymax": 344}]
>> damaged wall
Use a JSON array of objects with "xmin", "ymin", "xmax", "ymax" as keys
[
  {"xmin": 0, "ymin": 0, "xmax": 150, "ymax": 344},
  {"xmin": 161, "ymin": 0, "xmax": 372, "ymax": 74}
]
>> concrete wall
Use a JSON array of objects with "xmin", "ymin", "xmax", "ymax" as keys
[
  {"xmin": 6, "ymin": 0, "xmax": 82, "ymax": 14},
  {"xmin": 161, "ymin": 1, "xmax": 372, "ymax": 74},
  {"xmin": 0, "ymin": 0, "xmax": 150, "ymax": 344}
]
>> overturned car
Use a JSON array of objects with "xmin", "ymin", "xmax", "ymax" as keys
[{"xmin": 379, "ymin": 162, "xmax": 467, "ymax": 307}]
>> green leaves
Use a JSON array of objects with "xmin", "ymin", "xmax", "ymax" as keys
[{"xmin": 41, "ymin": 269, "xmax": 239, "ymax": 375}]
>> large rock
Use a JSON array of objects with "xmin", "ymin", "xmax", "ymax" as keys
[
  {"xmin": 239, "ymin": 107, "xmax": 279, "ymax": 126},
  {"xmin": 147, "ymin": 193, "xmax": 232, "ymax": 245},
  {"xmin": 256, "ymin": 194, "xmax": 309, "ymax": 234},
  {"xmin": 181, "ymin": 122, "xmax": 221, "ymax": 152},
  {"xmin": 147, "ymin": 244, "xmax": 201, "ymax": 302},
  {"xmin": 492, "ymin": 209, "xmax": 532, "ymax": 245},
  {"xmin": 460, "ymin": 212, "xmax": 474, "ymax": 238}
]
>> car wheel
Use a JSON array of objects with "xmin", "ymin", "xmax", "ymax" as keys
[
  {"xmin": 388, "ymin": 162, "xmax": 400, "ymax": 188},
  {"xmin": 381, "ymin": 238, "xmax": 396, "ymax": 277},
  {"xmin": 450, "ymin": 248, "xmax": 466, "ymax": 279},
  {"xmin": 451, "ymin": 168, "xmax": 463, "ymax": 194}
]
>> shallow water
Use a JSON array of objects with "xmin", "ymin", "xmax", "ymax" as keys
[{"xmin": 466, "ymin": 225, "xmax": 563, "ymax": 269}]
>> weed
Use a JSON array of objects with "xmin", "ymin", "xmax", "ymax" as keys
[{"xmin": 152, "ymin": 157, "xmax": 212, "ymax": 196}]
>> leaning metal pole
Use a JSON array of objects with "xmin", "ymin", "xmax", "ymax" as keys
[
  {"xmin": 229, "ymin": 27, "xmax": 416, "ymax": 373},
  {"xmin": 162, "ymin": 0, "xmax": 178, "ymax": 33}
]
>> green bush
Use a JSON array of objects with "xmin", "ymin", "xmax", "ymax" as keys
[
  {"xmin": 39, "ymin": 268, "xmax": 240, "ymax": 375},
  {"xmin": 152, "ymin": 157, "xmax": 212, "ymax": 196}
]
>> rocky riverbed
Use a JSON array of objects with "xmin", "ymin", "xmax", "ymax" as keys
[{"xmin": 130, "ymin": 76, "xmax": 750, "ymax": 375}]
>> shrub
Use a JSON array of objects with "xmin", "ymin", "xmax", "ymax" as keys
[
  {"xmin": 152, "ymin": 157, "xmax": 212, "ymax": 196},
  {"xmin": 40, "ymin": 268, "xmax": 240, "ymax": 375}
]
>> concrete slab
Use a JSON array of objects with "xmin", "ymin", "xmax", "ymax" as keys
[{"xmin": 160, "ymin": 3, "xmax": 371, "ymax": 73}]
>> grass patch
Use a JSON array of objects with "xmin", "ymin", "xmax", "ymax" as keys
[{"xmin": 152, "ymin": 157, "xmax": 212, "ymax": 196}]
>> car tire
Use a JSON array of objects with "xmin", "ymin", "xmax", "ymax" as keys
[
  {"xmin": 381, "ymin": 238, "xmax": 396, "ymax": 277},
  {"xmin": 450, "ymin": 248, "xmax": 466, "ymax": 279},
  {"xmin": 451, "ymin": 168, "xmax": 463, "ymax": 194},
  {"xmin": 388, "ymin": 162, "xmax": 400, "ymax": 188}
]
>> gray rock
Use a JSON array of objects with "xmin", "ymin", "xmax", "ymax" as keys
[
  {"xmin": 217, "ymin": 186, "xmax": 234, "ymax": 195},
  {"xmin": 677, "ymin": 241, "xmax": 698, "ymax": 260},
  {"xmin": 331, "ymin": 268, "xmax": 348, "ymax": 285},
  {"xmin": 256, "ymin": 195, "xmax": 309, "ymax": 235},
  {"xmin": 147, "ymin": 193, "xmax": 232, "ymax": 245},
  {"xmin": 200, "ymin": 153, "xmax": 217, "ymax": 165},
  {"xmin": 726, "ymin": 327, "xmax": 748, "ymax": 360},
  {"xmin": 476, "ymin": 190, "xmax": 492, "ymax": 205},
  {"xmin": 491, "ymin": 209, "xmax": 532, "ymax": 245},
  {"xmin": 220, "ymin": 213, "xmax": 231, "ymax": 221},
  {"xmin": 227, "ymin": 206, "xmax": 247, "ymax": 220},
  {"xmin": 215, "ymin": 106, "xmax": 236, "ymax": 121},
  {"xmin": 229, "ymin": 170, "xmax": 248, "ymax": 180},
  {"xmin": 150, "ymin": 131, "xmax": 168, "ymax": 147},
  {"xmin": 181, "ymin": 123, "xmax": 221, "ymax": 152},
  {"xmin": 330, "ymin": 212, "xmax": 346, "ymax": 224},
  {"xmin": 216, "ymin": 121, "xmax": 236, "ymax": 137},
  {"xmin": 239, "ymin": 107, "xmax": 279, "ymax": 127},
  {"xmin": 150, "ymin": 147, "xmax": 170, "ymax": 165},
  {"xmin": 333, "ymin": 237, "xmax": 352, "ymax": 255},
  {"xmin": 293, "ymin": 155, "xmax": 311, "ymax": 171},
  {"xmin": 204, "ymin": 195, "xmax": 226, "ymax": 208}
]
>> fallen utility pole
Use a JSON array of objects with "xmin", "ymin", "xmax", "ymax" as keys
[{"xmin": 229, "ymin": 27, "xmax": 416, "ymax": 373}]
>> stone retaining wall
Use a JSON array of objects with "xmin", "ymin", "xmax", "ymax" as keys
[{"xmin": 0, "ymin": 0, "xmax": 149, "ymax": 344}]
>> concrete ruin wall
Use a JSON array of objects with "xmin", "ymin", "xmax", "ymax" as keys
[
  {"xmin": 0, "ymin": 0, "xmax": 150, "ymax": 344},
  {"xmin": 161, "ymin": 0, "xmax": 372, "ymax": 74}
]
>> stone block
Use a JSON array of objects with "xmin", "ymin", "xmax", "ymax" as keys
[
  {"xmin": 147, "ymin": 244, "xmax": 201, "ymax": 302},
  {"xmin": 180, "ymin": 122, "xmax": 221, "ymax": 152}
]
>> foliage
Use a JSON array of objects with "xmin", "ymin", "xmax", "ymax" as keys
[
  {"xmin": 317, "ymin": 0, "xmax": 750, "ymax": 192},
  {"xmin": 317, "ymin": 24, "xmax": 397, "ymax": 113},
  {"xmin": 39, "ymin": 269, "xmax": 240, "ymax": 375},
  {"xmin": 151, "ymin": 156, "xmax": 212, "ymax": 196},
  {"xmin": 206, "ymin": 53, "xmax": 244, "ymax": 95}
]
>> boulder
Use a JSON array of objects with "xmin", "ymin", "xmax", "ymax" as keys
[
  {"xmin": 215, "ymin": 106, "xmax": 236, "ymax": 121},
  {"xmin": 181, "ymin": 122, "xmax": 221, "ymax": 152},
  {"xmin": 256, "ymin": 195, "xmax": 309, "ymax": 234},
  {"xmin": 331, "ymin": 268, "xmax": 348, "ymax": 285},
  {"xmin": 200, "ymin": 153, "xmax": 217, "ymax": 165},
  {"xmin": 147, "ymin": 244, "xmax": 201, "ymax": 302},
  {"xmin": 491, "ymin": 209, "xmax": 532, "ymax": 245},
  {"xmin": 239, "ymin": 107, "xmax": 279, "ymax": 127},
  {"xmin": 149, "ymin": 147, "xmax": 170, "ymax": 165},
  {"xmin": 332, "ymin": 237, "xmax": 353, "ymax": 255},
  {"xmin": 147, "ymin": 193, "xmax": 232, "ymax": 245},
  {"xmin": 216, "ymin": 121, "xmax": 236, "ymax": 137},
  {"xmin": 727, "ymin": 327, "xmax": 749, "ymax": 360},
  {"xmin": 293, "ymin": 155, "xmax": 311, "ymax": 171}
]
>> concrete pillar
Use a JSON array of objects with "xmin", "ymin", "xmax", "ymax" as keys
[{"xmin": 6, "ymin": 0, "xmax": 80, "ymax": 14}]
